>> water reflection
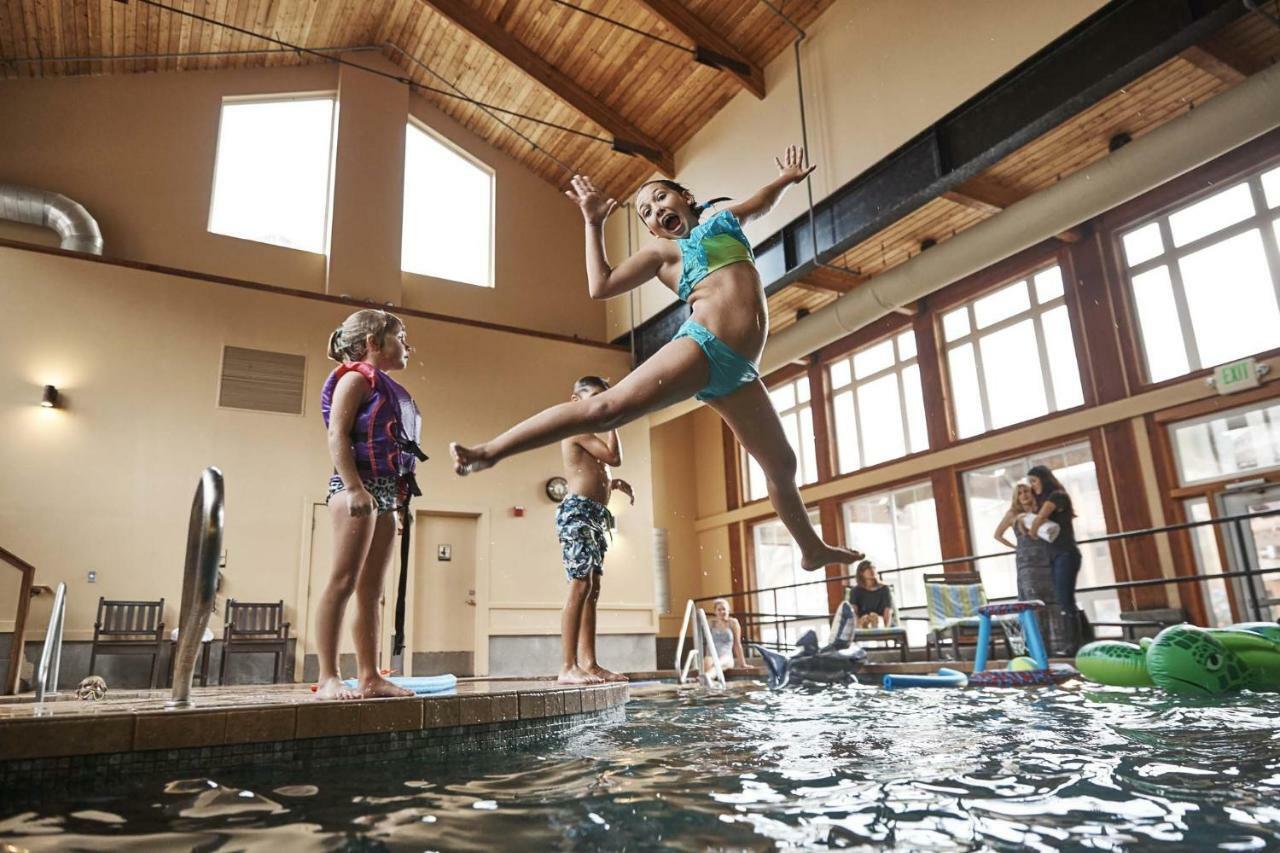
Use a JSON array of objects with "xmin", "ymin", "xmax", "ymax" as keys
[{"xmin": 2, "ymin": 684, "xmax": 1280, "ymax": 850}]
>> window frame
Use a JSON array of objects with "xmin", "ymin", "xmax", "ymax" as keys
[
  {"xmin": 207, "ymin": 92, "xmax": 339, "ymax": 255},
  {"xmin": 402, "ymin": 115, "xmax": 497, "ymax": 288},
  {"xmin": 936, "ymin": 258, "xmax": 1087, "ymax": 438}
]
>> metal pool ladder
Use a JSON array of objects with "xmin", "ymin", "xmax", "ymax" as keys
[
  {"xmin": 674, "ymin": 599, "xmax": 726, "ymax": 688},
  {"xmin": 34, "ymin": 582, "xmax": 67, "ymax": 702},
  {"xmin": 168, "ymin": 467, "xmax": 225, "ymax": 709}
]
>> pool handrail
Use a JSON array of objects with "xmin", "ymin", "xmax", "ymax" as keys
[
  {"xmin": 34, "ymin": 581, "xmax": 67, "ymax": 702},
  {"xmin": 168, "ymin": 467, "xmax": 224, "ymax": 709}
]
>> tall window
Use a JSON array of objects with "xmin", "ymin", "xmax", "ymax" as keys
[
  {"xmin": 961, "ymin": 441, "xmax": 1118, "ymax": 624},
  {"xmin": 743, "ymin": 375, "xmax": 818, "ymax": 502},
  {"xmin": 1168, "ymin": 398, "xmax": 1280, "ymax": 486},
  {"xmin": 941, "ymin": 265, "xmax": 1084, "ymax": 438},
  {"xmin": 1120, "ymin": 163, "xmax": 1280, "ymax": 382},
  {"xmin": 402, "ymin": 121, "xmax": 495, "ymax": 287},
  {"xmin": 751, "ymin": 512, "xmax": 826, "ymax": 648},
  {"xmin": 828, "ymin": 330, "xmax": 928, "ymax": 474},
  {"xmin": 1183, "ymin": 497, "xmax": 1235, "ymax": 627},
  {"xmin": 842, "ymin": 481, "xmax": 940, "ymax": 644},
  {"xmin": 209, "ymin": 95, "xmax": 336, "ymax": 253}
]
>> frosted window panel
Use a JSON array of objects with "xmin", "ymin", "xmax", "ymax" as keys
[
  {"xmin": 796, "ymin": 377, "xmax": 811, "ymax": 404},
  {"xmin": 897, "ymin": 330, "xmax": 917, "ymax": 360},
  {"xmin": 769, "ymin": 383, "xmax": 796, "ymax": 411},
  {"xmin": 832, "ymin": 390, "xmax": 860, "ymax": 474},
  {"xmin": 1041, "ymin": 305, "xmax": 1084, "ymax": 409},
  {"xmin": 902, "ymin": 364, "xmax": 929, "ymax": 453},
  {"xmin": 1185, "ymin": 498, "xmax": 1234, "ymax": 627},
  {"xmin": 752, "ymin": 515, "xmax": 826, "ymax": 647},
  {"xmin": 856, "ymin": 373, "xmax": 906, "ymax": 466},
  {"xmin": 1264, "ymin": 166, "xmax": 1280, "ymax": 209},
  {"xmin": 1122, "ymin": 222, "xmax": 1164, "ymax": 267},
  {"xmin": 209, "ymin": 97, "xmax": 335, "ymax": 253},
  {"xmin": 853, "ymin": 339, "xmax": 895, "ymax": 379},
  {"xmin": 1171, "ymin": 402, "xmax": 1280, "ymax": 485},
  {"xmin": 1034, "ymin": 266, "xmax": 1065, "ymax": 303},
  {"xmin": 798, "ymin": 407, "xmax": 818, "ymax": 483},
  {"xmin": 403, "ymin": 123, "xmax": 494, "ymax": 286},
  {"xmin": 781, "ymin": 415, "xmax": 802, "ymax": 485},
  {"xmin": 948, "ymin": 344, "xmax": 985, "ymax": 438},
  {"xmin": 1168, "ymin": 183, "xmax": 1254, "ymax": 247},
  {"xmin": 973, "ymin": 280, "xmax": 1030, "ymax": 329},
  {"xmin": 1130, "ymin": 266, "xmax": 1189, "ymax": 382},
  {"xmin": 830, "ymin": 358, "xmax": 851, "ymax": 389},
  {"xmin": 746, "ymin": 453, "xmax": 767, "ymax": 502},
  {"xmin": 942, "ymin": 308, "xmax": 970, "ymax": 342},
  {"xmin": 1178, "ymin": 229, "xmax": 1280, "ymax": 368},
  {"xmin": 978, "ymin": 320, "xmax": 1048, "ymax": 429}
]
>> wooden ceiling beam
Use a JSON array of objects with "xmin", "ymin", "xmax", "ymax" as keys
[
  {"xmin": 1179, "ymin": 44, "xmax": 1247, "ymax": 85},
  {"xmin": 944, "ymin": 176, "xmax": 1083, "ymax": 242},
  {"xmin": 797, "ymin": 265, "xmax": 866, "ymax": 294},
  {"xmin": 635, "ymin": 0, "xmax": 765, "ymax": 99},
  {"xmin": 417, "ymin": 0, "xmax": 675, "ymax": 176}
]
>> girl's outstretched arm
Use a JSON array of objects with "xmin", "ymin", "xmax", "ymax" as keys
[
  {"xmin": 728, "ymin": 145, "xmax": 816, "ymax": 225},
  {"xmin": 566, "ymin": 174, "xmax": 663, "ymax": 300}
]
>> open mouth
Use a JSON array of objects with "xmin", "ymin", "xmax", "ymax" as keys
[{"xmin": 661, "ymin": 212, "xmax": 682, "ymax": 233}]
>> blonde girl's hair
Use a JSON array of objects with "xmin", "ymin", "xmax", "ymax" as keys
[
  {"xmin": 1010, "ymin": 479, "xmax": 1034, "ymax": 515},
  {"xmin": 712, "ymin": 597, "xmax": 731, "ymax": 614},
  {"xmin": 327, "ymin": 309, "xmax": 404, "ymax": 363}
]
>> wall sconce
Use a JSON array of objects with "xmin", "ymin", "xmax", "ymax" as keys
[{"xmin": 41, "ymin": 385, "xmax": 59, "ymax": 408}]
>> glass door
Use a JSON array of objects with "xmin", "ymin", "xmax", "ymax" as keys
[{"xmin": 1216, "ymin": 485, "xmax": 1280, "ymax": 622}]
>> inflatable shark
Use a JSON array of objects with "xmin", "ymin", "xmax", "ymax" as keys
[{"xmin": 751, "ymin": 602, "xmax": 867, "ymax": 688}]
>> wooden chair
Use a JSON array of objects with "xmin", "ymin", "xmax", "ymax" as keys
[
  {"xmin": 843, "ymin": 586, "xmax": 909, "ymax": 661},
  {"xmin": 220, "ymin": 599, "xmax": 290, "ymax": 684},
  {"xmin": 923, "ymin": 573, "xmax": 1015, "ymax": 661},
  {"xmin": 88, "ymin": 597, "xmax": 166, "ymax": 688}
]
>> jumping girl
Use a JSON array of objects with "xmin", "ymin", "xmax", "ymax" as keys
[
  {"xmin": 316, "ymin": 309, "xmax": 424, "ymax": 700},
  {"xmin": 451, "ymin": 147, "xmax": 861, "ymax": 572}
]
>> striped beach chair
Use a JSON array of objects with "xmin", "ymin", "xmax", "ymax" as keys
[{"xmin": 924, "ymin": 573, "xmax": 1016, "ymax": 661}]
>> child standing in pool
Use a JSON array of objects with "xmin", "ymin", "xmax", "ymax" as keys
[
  {"xmin": 316, "ymin": 309, "xmax": 424, "ymax": 700},
  {"xmin": 451, "ymin": 147, "xmax": 861, "ymax": 572},
  {"xmin": 556, "ymin": 376, "xmax": 634, "ymax": 684}
]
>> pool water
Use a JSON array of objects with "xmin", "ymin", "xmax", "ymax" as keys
[{"xmin": 4, "ymin": 682, "xmax": 1280, "ymax": 850}]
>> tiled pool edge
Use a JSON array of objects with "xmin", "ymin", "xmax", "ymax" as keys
[{"xmin": 0, "ymin": 683, "xmax": 628, "ymax": 796}]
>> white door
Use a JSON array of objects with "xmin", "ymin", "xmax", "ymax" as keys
[
  {"xmin": 414, "ymin": 513, "xmax": 477, "ymax": 676},
  {"xmin": 1217, "ymin": 485, "xmax": 1280, "ymax": 622}
]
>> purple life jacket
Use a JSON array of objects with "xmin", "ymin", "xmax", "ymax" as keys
[{"xmin": 320, "ymin": 362, "xmax": 424, "ymax": 488}]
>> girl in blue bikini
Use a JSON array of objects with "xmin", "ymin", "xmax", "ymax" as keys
[{"xmin": 451, "ymin": 146, "xmax": 861, "ymax": 571}]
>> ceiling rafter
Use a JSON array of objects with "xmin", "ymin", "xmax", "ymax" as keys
[
  {"xmin": 417, "ymin": 0, "xmax": 675, "ymax": 177},
  {"xmin": 944, "ymin": 176, "xmax": 1083, "ymax": 243},
  {"xmin": 634, "ymin": 0, "xmax": 766, "ymax": 99}
]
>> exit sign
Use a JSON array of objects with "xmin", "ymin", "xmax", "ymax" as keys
[{"xmin": 1213, "ymin": 357, "xmax": 1261, "ymax": 395}]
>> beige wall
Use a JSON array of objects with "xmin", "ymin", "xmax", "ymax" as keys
[
  {"xmin": 0, "ymin": 247, "xmax": 654, "ymax": 674},
  {"xmin": 604, "ymin": 0, "xmax": 1106, "ymax": 338},
  {"xmin": 0, "ymin": 57, "xmax": 604, "ymax": 340}
]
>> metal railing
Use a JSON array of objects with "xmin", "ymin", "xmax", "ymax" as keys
[
  {"xmin": 0, "ymin": 546, "xmax": 36, "ymax": 695},
  {"xmin": 168, "ymin": 467, "xmax": 224, "ymax": 709},
  {"xmin": 34, "ymin": 582, "xmax": 66, "ymax": 702},
  {"xmin": 699, "ymin": 508, "xmax": 1280, "ymax": 653}
]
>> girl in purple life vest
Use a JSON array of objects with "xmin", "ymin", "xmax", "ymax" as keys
[{"xmin": 315, "ymin": 309, "xmax": 423, "ymax": 700}]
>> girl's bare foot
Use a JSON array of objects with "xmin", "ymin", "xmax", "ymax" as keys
[
  {"xmin": 801, "ymin": 545, "xmax": 864, "ymax": 572},
  {"xmin": 359, "ymin": 674, "xmax": 414, "ymax": 698},
  {"xmin": 450, "ymin": 442, "xmax": 495, "ymax": 476},
  {"xmin": 314, "ymin": 676, "xmax": 361, "ymax": 701},
  {"xmin": 586, "ymin": 665, "xmax": 628, "ymax": 682},
  {"xmin": 558, "ymin": 666, "xmax": 603, "ymax": 685}
]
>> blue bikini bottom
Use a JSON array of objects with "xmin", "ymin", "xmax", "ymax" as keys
[{"xmin": 673, "ymin": 319, "xmax": 760, "ymax": 401}]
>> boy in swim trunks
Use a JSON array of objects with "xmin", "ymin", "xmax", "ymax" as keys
[{"xmin": 557, "ymin": 376, "xmax": 634, "ymax": 684}]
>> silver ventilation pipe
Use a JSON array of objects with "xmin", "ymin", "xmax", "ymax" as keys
[
  {"xmin": 648, "ymin": 59, "xmax": 1280, "ymax": 427},
  {"xmin": 0, "ymin": 185, "xmax": 103, "ymax": 254}
]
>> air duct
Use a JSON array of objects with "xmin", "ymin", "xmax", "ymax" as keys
[
  {"xmin": 0, "ymin": 185, "xmax": 103, "ymax": 254},
  {"xmin": 649, "ymin": 60, "xmax": 1280, "ymax": 427}
]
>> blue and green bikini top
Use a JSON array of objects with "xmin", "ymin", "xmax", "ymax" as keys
[{"xmin": 676, "ymin": 208, "xmax": 755, "ymax": 302}]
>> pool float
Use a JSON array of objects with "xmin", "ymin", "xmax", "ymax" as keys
[
  {"xmin": 1076, "ymin": 623, "xmax": 1280, "ymax": 695},
  {"xmin": 751, "ymin": 601, "xmax": 867, "ymax": 688}
]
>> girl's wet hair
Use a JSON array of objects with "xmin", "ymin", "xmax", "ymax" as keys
[
  {"xmin": 856, "ymin": 561, "xmax": 878, "ymax": 587},
  {"xmin": 574, "ymin": 375, "xmax": 610, "ymax": 395},
  {"xmin": 328, "ymin": 309, "xmax": 404, "ymax": 363},
  {"xmin": 635, "ymin": 180, "xmax": 731, "ymax": 218},
  {"xmin": 1026, "ymin": 464, "xmax": 1075, "ymax": 517}
]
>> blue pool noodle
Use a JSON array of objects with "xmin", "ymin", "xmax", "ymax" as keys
[
  {"xmin": 342, "ymin": 674, "xmax": 457, "ymax": 694},
  {"xmin": 882, "ymin": 667, "xmax": 968, "ymax": 690}
]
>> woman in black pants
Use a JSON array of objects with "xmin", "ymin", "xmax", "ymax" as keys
[{"xmin": 1025, "ymin": 465, "xmax": 1083, "ymax": 655}]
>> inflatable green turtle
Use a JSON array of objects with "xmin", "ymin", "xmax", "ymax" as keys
[{"xmin": 1076, "ymin": 622, "xmax": 1280, "ymax": 695}]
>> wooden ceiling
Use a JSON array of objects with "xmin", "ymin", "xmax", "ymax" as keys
[
  {"xmin": 0, "ymin": 0, "xmax": 833, "ymax": 200},
  {"xmin": 773, "ymin": 12, "xmax": 1280, "ymax": 334}
]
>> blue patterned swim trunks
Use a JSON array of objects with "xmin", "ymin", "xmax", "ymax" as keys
[{"xmin": 555, "ymin": 494, "xmax": 613, "ymax": 580}]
